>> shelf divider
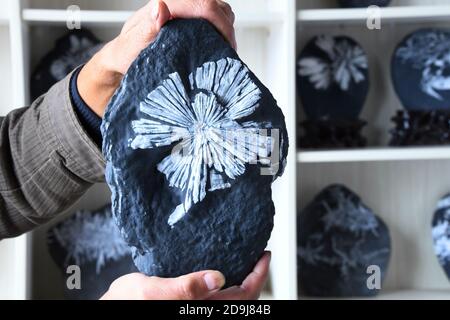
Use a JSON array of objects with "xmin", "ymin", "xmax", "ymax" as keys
[
  {"xmin": 298, "ymin": 147, "xmax": 450, "ymax": 164},
  {"xmin": 298, "ymin": 5, "xmax": 450, "ymax": 25}
]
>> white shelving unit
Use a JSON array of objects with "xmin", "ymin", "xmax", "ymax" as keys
[
  {"xmin": 0, "ymin": 0, "xmax": 297, "ymax": 300},
  {"xmin": 23, "ymin": 9, "xmax": 285, "ymax": 28},
  {"xmin": 298, "ymin": 5, "xmax": 450, "ymax": 25},
  {"xmin": 298, "ymin": 147, "xmax": 450, "ymax": 163},
  {"xmin": 296, "ymin": 0, "xmax": 450, "ymax": 300},
  {"xmin": 1, "ymin": 0, "xmax": 450, "ymax": 301}
]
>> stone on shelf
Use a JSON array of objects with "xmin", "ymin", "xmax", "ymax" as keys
[
  {"xmin": 47, "ymin": 205, "xmax": 137, "ymax": 300},
  {"xmin": 30, "ymin": 29, "xmax": 103, "ymax": 100},
  {"xmin": 297, "ymin": 185, "xmax": 391, "ymax": 297},
  {"xmin": 432, "ymin": 195, "xmax": 450, "ymax": 281},
  {"xmin": 338, "ymin": 0, "xmax": 391, "ymax": 8}
]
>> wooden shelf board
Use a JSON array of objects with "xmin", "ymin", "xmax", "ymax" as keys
[
  {"xmin": 297, "ymin": 5, "xmax": 450, "ymax": 25},
  {"xmin": 299, "ymin": 289, "xmax": 450, "ymax": 300},
  {"xmin": 297, "ymin": 146, "xmax": 450, "ymax": 164},
  {"xmin": 22, "ymin": 9, "xmax": 284, "ymax": 28}
]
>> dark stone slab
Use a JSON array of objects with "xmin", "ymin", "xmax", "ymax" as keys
[
  {"xmin": 392, "ymin": 28, "xmax": 450, "ymax": 111},
  {"xmin": 30, "ymin": 29, "xmax": 102, "ymax": 100},
  {"xmin": 297, "ymin": 35, "xmax": 369, "ymax": 121},
  {"xmin": 47, "ymin": 205, "xmax": 137, "ymax": 300},
  {"xmin": 297, "ymin": 185, "xmax": 391, "ymax": 297},
  {"xmin": 102, "ymin": 19, "xmax": 289, "ymax": 287},
  {"xmin": 432, "ymin": 195, "xmax": 450, "ymax": 281}
]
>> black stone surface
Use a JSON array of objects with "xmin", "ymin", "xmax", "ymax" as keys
[
  {"xmin": 392, "ymin": 29, "xmax": 450, "ymax": 111},
  {"xmin": 30, "ymin": 29, "xmax": 102, "ymax": 100},
  {"xmin": 432, "ymin": 195, "xmax": 450, "ymax": 281},
  {"xmin": 102, "ymin": 19, "xmax": 288, "ymax": 287},
  {"xmin": 297, "ymin": 185, "xmax": 391, "ymax": 297},
  {"xmin": 338, "ymin": 0, "xmax": 391, "ymax": 8},
  {"xmin": 297, "ymin": 35, "xmax": 369, "ymax": 121},
  {"xmin": 389, "ymin": 110, "xmax": 450, "ymax": 146},
  {"xmin": 47, "ymin": 205, "xmax": 137, "ymax": 300}
]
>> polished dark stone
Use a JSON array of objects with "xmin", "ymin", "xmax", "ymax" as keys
[
  {"xmin": 392, "ymin": 29, "xmax": 450, "ymax": 111},
  {"xmin": 102, "ymin": 19, "xmax": 289, "ymax": 287},
  {"xmin": 297, "ymin": 35, "xmax": 369, "ymax": 149},
  {"xmin": 297, "ymin": 35, "xmax": 369, "ymax": 121},
  {"xmin": 30, "ymin": 29, "xmax": 102, "ymax": 100},
  {"xmin": 47, "ymin": 205, "xmax": 137, "ymax": 300},
  {"xmin": 432, "ymin": 195, "xmax": 450, "ymax": 281},
  {"xmin": 338, "ymin": 0, "xmax": 391, "ymax": 8},
  {"xmin": 297, "ymin": 185, "xmax": 391, "ymax": 297}
]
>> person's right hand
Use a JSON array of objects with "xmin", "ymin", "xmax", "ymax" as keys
[
  {"xmin": 101, "ymin": 252, "xmax": 271, "ymax": 300},
  {"xmin": 78, "ymin": 0, "xmax": 236, "ymax": 118}
]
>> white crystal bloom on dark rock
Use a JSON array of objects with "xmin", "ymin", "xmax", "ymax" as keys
[
  {"xmin": 52, "ymin": 210, "xmax": 130, "ymax": 274},
  {"xmin": 298, "ymin": 35, "xmax": 368, "ymax": 91},
  {"xmin": 130, "ymin": 58, "xmax": 273, "ymax": 226},
  {"xmin": 432, "ymin": 209, "xmax": 450, "ymax": 265}
]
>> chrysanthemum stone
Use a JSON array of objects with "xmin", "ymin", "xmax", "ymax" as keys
[{"xmin": 102, "ymin": 19, "xmax": 288, "ymax": 287}]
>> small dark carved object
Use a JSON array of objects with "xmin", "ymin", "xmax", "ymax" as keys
[
  {"xmin": 299, "ymin": 118, "xmax": 367, "ymax": 149},
  {"xmin": 389, "ymin": 110, "xmax": 450, "ymax": 146},
  {"xmin": 297, "ymin": 185, "xmax": 391, "ymax": 297}
]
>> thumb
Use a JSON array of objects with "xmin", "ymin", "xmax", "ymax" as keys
[
  {"xmin": 158, "ymin": 271, "xmax": 226, "ymax": 300},
  {"xmin": 151, "ymin": 0, "xmax": 171, "ymax": 31}
]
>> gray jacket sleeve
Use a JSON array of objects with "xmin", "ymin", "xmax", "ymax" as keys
[{"xmin": 0, "ymin": 73, "xmax": 106, "ymax": 239}]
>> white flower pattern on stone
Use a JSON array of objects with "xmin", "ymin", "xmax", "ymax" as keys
[
  {"xmin": 130, "ymin": 58, "xmax": 273, "ymax": 227},
  {"xmin": 397, "ymin": 31, "xmax": 450, "ymax": 101},
  {"xmin": 432, "ymin": 209, "xmax": 450, "ymax": 265},
  {"xmin": 52, "ymin": 209, "xmax": 130, "ymax": 274},
  {"xmin": 298, "ymin": 35, "xmax": 368, "ymax": 91}
]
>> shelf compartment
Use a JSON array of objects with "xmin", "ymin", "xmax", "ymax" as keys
[
  {"xmin": 22, "ymin": 9, "xmax": 284, "ymax": 28},
  {"xmin": 297, "ymin": 146, "xmax": 450, "ymax": 163},
  {"xmin": 297, "ymin": 5, "xmax": 450, "ymax": 25}
]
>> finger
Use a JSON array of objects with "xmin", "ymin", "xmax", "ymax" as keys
[
  {"xmin": 218, "ymin": 0, "xmax": 235, "ymax": 24},
  {"xmin": 208, "ymin": 252, "xmax": 272, "ymax": 300},
  {"xmin": 153, "ymin": 270, "xmax": 226, "ymax": 300},
  {"xmin": 207, "ymin": 285, "xmax": 248, "ymax": 300},
  {"xmin": 153, "ymin": 0, "xmax": 171, "ymax": 30},
  {"xmin": 205, "ymin": 8, "xmax": 237, "ymax": 50},
  {"xmin": 241, "ymin": 251, "xmax": 271, "ymax": 294}
]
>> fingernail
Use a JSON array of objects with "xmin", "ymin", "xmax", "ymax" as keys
[{"xmin": 204, "ymin": 272, "xmax": 225, "ymax": 291}]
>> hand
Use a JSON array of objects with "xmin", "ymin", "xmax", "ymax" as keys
[
  {"xmin": 100, "ymin": 252, "xmax": 271, "ymax": 300},
  {"xmin": 78, "ymin": 0, "xmax": 236, "ymax": 117}
]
